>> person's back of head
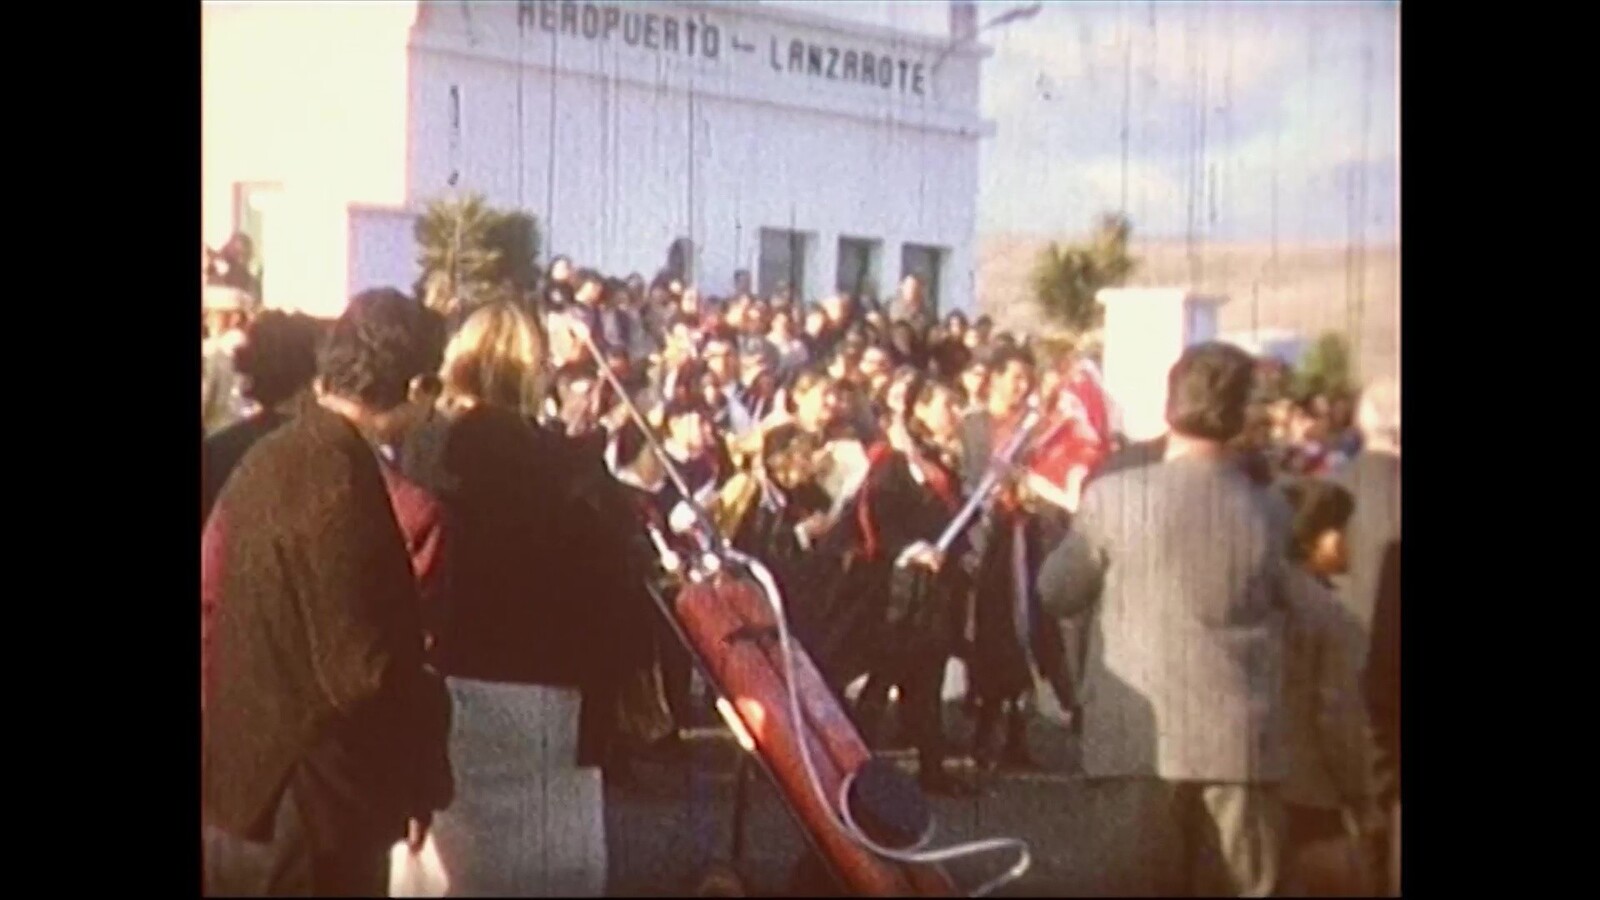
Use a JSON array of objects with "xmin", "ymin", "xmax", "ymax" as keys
[
  {"xmin": 318, "ymin": 288, "xmax": 434, "ymax": 415},
  {"xmin": 440, "ymin": 301, "xmax": 546, "ymax": 414},
  {"xmin": 233, "ymin": 311, "xmax": 322, "ymax": 410},
  {"xmin": 1281, "ymin": 478, "xmax": 1356, "ymax": 577},
  {"xmin": 1165, "ymin": 341, "xmax": 1256, "ymax": 444}
]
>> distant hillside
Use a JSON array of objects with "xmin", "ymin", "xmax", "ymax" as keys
[{"xmin": 977, "ymin": 235, "xmax": 1400, "ymax": 384}]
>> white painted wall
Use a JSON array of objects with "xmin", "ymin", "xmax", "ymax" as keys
[
  {"xmin": 1098, "ymin": 288, "xmax": 1230, "ymax": 442},
  {"xmin": 404, "ymin": 0, "xmax": 989, "ymax": 311},
  {"xmin": 348, "ymin": 206, "xmax": 423, "ymax": 297}
]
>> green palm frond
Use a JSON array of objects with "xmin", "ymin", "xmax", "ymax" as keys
[
  {"xmin": 413, "ymin": 194, "xmax": 541, "ymax": 313},
  {"xmin": 1031, "ymin": 213, "xmax": 1139, "ymax": 335}
]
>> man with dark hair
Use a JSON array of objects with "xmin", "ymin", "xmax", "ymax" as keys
[
  {"xmin": 202, "ymin": 311, "xmax": 324, "ymax": 522},
  {"xmin": 543, "ymin": 255, "xmax": 576, "ymax": 312},
  {"xmin": 659, "ymin": 396, "xmax": 719, "ymax": 509},
  {"xmin": 960, "ymin": 343, "xmax": 1061, "ymax": 771},
  {"xmin": 595, "ymin": 275, "xmax": 638, "ymax": 360},
  {"xmin": 547, "ymin": 365, "xmax": 599, "ymax": 434},
  {"xmin": 1037, "ymin": 341, "xmax": 1295, "ymax": 896},
  {"xmin": 890, "ymin": 273, "xmax": 933, "ymax": 332},
  {"xmin": 203, "ymin": 288, "xmax": 453, "ymax": 896},
  {"xmin": 699, "ymin": 336, "xmax": 744, "ymax": 432},
  {"xmin": 568, "ymin": 268, "xmax": 611, "ymax": 352},
  {"xmin": 736, "ymin": 341, "xmax": 782, "ymax": 426},
  {"xmin": 205, "ymin": 231, "xmax": 263, "ymax": 304},
  {"xmin": 651, "ymin": 396, "xmax": 719, "ymax": 736},
  {"xmin": 968, "ymin": 314, "xmax": 995, "ymax": 351},
  {"xmin": 1089, "ymin": 356, "xmax": 1273, "ymax": 489},
  {"xmin": 1277, "ymin": 479, "xmax": 1377, "ymax": 895}
]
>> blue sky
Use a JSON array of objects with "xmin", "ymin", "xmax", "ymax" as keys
[{"xmin": 763, "ymin": 0, "xmax": 1399, "ymax": 243}]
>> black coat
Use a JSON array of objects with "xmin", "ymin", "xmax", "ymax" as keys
[
  {"xmin": 203, "ymin": 405, "xmax": 451, "ymax": 847},
  {"xmin": 400, "ymin": 407, "xmax": 610, "ymax": 689},
  {"xmin": 959, "ymin": 412, "xmax": 1066, "ymax": 701},
  {"xmin": 856, "ymin": 446, "xmax": 968, "ymax": 661},
  {"xmin": 1366, "ymin": 538, "xmax": 1401, "ymax": 805},
  {"xmin": 201, "ymin": 409, "xmax": 291, "ymax": 523},
  {"xmin": 402, "ymin": 406, "xmax": 660, "ymax": 764}
]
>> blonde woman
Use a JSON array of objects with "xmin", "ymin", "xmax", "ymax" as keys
[{"xmin": 399, "ymin": 302, "xmax": 609, "ymax": 896}]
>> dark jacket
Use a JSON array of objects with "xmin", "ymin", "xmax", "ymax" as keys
[
  {"xmin": 203, "ymin": 456, "xmax": 452, "ymax": 710},
  {"xmin": 399, "ymin": 405, "xmax": 606, "ymax": 690},
  {"xmin": 959, "ymin": 410, "xmax": 1067, "ymax": 700},
  {"xmin": 1365, "ymin": 539, "xmax": 1400, "ymax": 805},
  {"xmin": 202, "ymin": 405, "xmax": 452, "ymax": 846},
  {"xmin": 201, "ymin": 409, "xmax": 291, "ymax": 523},
  {"xmin": 856, "ymin": 442, "xmax": 967, "ymax": 657}
]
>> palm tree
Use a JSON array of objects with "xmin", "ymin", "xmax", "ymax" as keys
[
  {"xmin": 1030, "ymin": 212, "xmax": 1138, "ymax": 334},
  {"xmin": 414, "ymin": 194, "xmax": 505, "ymax": 315}
]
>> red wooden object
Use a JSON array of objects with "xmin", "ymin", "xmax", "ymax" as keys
[{"xmin": 674, "ymin": 574, "xmax": 959, "ymax": 897}]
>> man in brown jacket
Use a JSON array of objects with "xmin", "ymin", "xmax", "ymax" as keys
[
  {"xmin": 1038, "ymin": 342, "xmax": 1297, "ymax": 896},
  {"xmin": 202, "ymin": 289, "xmax": 452, "ymax": 896}
]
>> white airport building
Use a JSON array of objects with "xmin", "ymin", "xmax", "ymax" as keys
[{"xmin": 202, "ymin": 1, "xmax": 993, "ymax": 319}]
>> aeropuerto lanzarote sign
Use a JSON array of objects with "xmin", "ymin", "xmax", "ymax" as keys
[{"xmin": 514, "ymin": 1, "xmax": 932, "ymax": 97}]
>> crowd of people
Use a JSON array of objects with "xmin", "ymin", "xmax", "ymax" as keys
[{"xmin": 200, "ymin": 246, "xmax": 1400, "ymax": 898}]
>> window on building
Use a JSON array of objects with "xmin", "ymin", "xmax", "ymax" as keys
[
  {"xmin": 900, "ymin": 243, "xmax": 946, "ymax": 316},
  {"xmin": 758, "ymin": 228, "xmax": 808, "ymax": 301},
  {"xmin": 836, "ymin": 236, "xmax": 881, "ymax": 302}
]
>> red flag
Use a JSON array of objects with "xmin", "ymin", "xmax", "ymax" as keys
[{"xmin": 1028, "ymin": 359, "xmax": 1111, "ymax": 488}]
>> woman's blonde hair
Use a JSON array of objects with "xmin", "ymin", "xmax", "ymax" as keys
[{"xmin": 440, "ymin": 302, "xmax": 546, "ymax": 413}]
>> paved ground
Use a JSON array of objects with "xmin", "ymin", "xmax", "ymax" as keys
[{"xmin": 603, "ymin": 692, "xmax": 1192, "ymax": 897}]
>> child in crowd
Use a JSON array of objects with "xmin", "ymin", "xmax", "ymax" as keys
[{"xmin": 1279, "ymin": 478, "xmax": 1382, "ymax": 896}]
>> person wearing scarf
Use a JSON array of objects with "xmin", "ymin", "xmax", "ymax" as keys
[
  {"xmin": 850, "ymin": 378, "xmax": 977, "ymax": 796},
  {"xmin": 959, "ymin": 345, "xmax": 1063, "ymax": 772}
]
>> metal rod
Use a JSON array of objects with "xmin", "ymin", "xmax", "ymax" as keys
[
  {"xmin": 932, "ymin": 408, "xmax": 1042, "ymax": 555},
  {"xmin": 572, "ymin": 322, "xmax": 727, "ymax": 557}
]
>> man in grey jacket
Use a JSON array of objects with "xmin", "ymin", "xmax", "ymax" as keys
[{"xmin": 1037, "ymin": 342, "xmax": 1297, "ymax": 896}]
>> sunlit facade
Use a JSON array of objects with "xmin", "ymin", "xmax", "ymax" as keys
[{"xmin": 202, "ymin": 1, "xmax": 991, "ymax": 318}]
